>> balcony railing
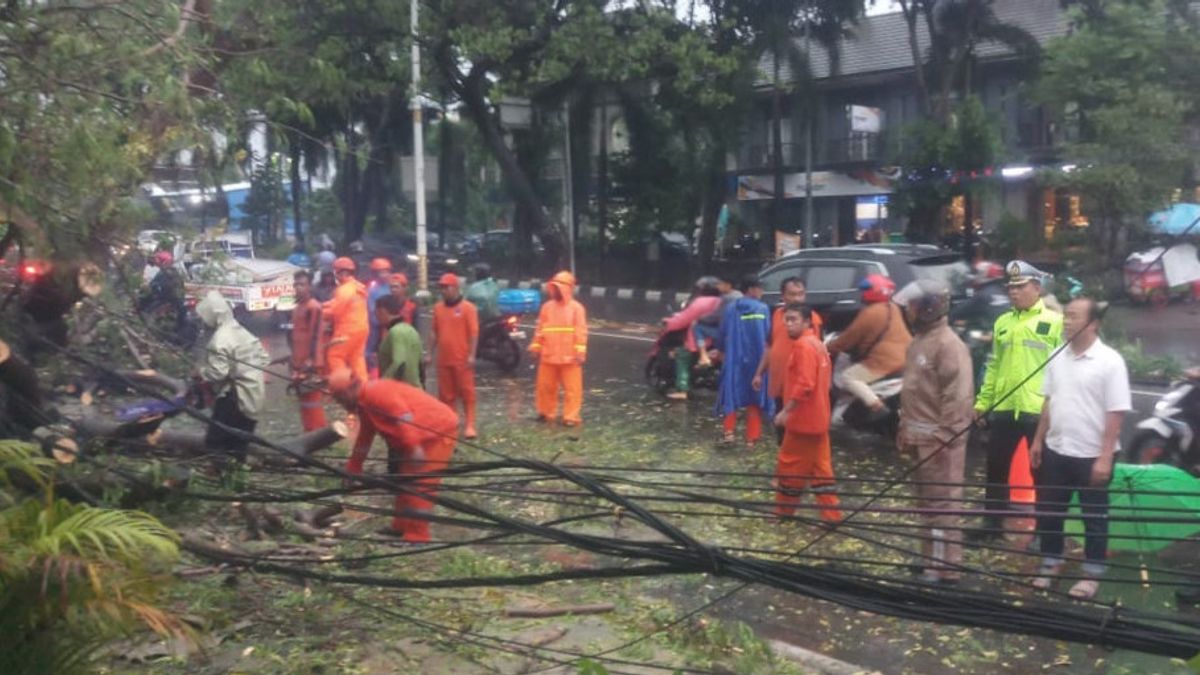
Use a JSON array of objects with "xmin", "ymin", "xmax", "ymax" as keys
[
  {"xmin": 737, "ymin": 142, "xmax": 802, "ymax": 171},
  {"xmin": 824, "ymin": 132, "xmax": 886, "ymax": 164}
]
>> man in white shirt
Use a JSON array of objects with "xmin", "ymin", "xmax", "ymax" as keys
[{"xmin": 1029, "ymin": 297, "xmax": 1131, "ymax": 600}]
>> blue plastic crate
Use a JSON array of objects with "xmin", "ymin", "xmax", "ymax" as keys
[{"xmin": 498, "ymin": 288, "xmax": 542, "ymax": 315}]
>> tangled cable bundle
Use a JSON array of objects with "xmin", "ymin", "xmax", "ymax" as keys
[{"xmin": 11, "ymin": 232, "xmax": 1200, "ymax": 668}]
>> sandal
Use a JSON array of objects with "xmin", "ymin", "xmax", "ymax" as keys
[{"xmin": 1069, "ymin": 578, "xmax": 1100, "ymax": 600}]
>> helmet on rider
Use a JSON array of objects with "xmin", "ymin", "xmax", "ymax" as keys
[
  {"xmin": 369, "ymin": 257, "xmax": 392, "ymax": 272},
  {"xmin": 473, "ymin": 263, "xmax": 492, "ymax": 282},
  {"xmin": 694, "ymin": 276, "xmax": 721, "ymax": 297},
  {"xmin": 152, "ymin": 250, "xmax": 174, "ymax": 267},
  {"xmin": 858, "ymin": 274, "xmax": 896, "ymax": 304},
  {"xmin": 893, "ymin": 279, "xmax": 951, "ymax": 328},
  {"xmin": 332, "ymin": 256, "xmax": 357, "ymax": 273}
]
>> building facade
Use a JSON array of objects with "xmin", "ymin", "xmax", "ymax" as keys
[{"xmin": 732, "ymin": 0, "xmax": 1082, "ymax": 250}]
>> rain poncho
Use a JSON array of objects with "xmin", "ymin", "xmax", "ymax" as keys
[
  {"xmin": 196, "ymin": 291, "xmax": 268, "ymax": 416},
  {"xmin": 716, "ymin": 296, "xmax": 774, "ymax": 418}
]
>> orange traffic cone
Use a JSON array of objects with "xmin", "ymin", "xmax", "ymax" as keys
[{"xmin": 1009, "ymin": 437, "xmax": 1036, "ymax": 506}]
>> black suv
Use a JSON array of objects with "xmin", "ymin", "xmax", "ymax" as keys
[{"xmin": 758, "ymin": 244, "xmax": 970, "ymax": 331}]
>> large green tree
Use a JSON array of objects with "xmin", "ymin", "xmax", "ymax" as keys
[
  {"xmin": 0, "ymin": 0, "xmax": 209, "ymax": 261},
  {"xmin": 892, "ymin": 0, "xmax": 1038, "ymax": 244},
  {"xmin": 1035, "ymin": 0, "xmax": 1198, "ymax": 264}
]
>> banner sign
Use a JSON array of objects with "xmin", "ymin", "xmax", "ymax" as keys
[{"xmin": 737, "ymin": 168, "xmax": 898, "ymax": 201}]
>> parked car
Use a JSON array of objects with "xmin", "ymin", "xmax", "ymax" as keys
[{"xmin": 758, "ymin": 244, "xmax": 970, "ymax": 331}]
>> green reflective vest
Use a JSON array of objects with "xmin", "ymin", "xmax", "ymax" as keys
[{"xmin": 974, "ymin": 299, "xmax": 1063, "ymax": 417}]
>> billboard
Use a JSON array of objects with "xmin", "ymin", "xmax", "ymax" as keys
[
  {"xmin": 848, "ymin": 105, "xmax": 883, "ymax": 133},
  {"xmin": 736, "ymin": 168, "xmax": 899, "ymax": 201}
]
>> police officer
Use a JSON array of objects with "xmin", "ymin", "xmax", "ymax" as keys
[{"xmin": 972, "ymin": 261, "xmax": 1063, "ymax": 539}]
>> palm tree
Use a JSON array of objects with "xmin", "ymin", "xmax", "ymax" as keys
[{"xmin": 0, "ymin": 441, "xmax": 186, "ymax": 674}]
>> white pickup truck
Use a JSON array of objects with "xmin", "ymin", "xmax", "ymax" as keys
[{"xmin": 179, "ymin": 233, "xmax": 302, "ymax": 320}]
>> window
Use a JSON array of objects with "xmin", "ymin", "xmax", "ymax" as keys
[{"xmin": 803, "ymin": 265, "xmax": 861, "ymax": 292}]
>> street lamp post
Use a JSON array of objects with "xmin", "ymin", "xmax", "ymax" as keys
[
  {"xmin": 411, "ymin": 0, "xmax": 429, "ymax": 293},
  {"xmin": 803, "ymin": 0, "xmax": 815, "ymax": 249},
  {"xmin": 563, "ymin": 103, "xmax": 576, "ymax": 275}
]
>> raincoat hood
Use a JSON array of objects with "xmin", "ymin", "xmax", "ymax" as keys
[
  {"xmin": 547, "ymin": 271, "xmax": 576, "ymax": 303},
  {"xmin": 196, "ymin": 290, "xmax": 233, "ymax": 327}
]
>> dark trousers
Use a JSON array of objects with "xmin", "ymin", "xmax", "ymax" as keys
[
  {"xmin": 205, "ymin": 391, "xmax": 257, "ymax": 463},
  {"xmin": 982, "ymin": 413, "xmax": 1041, "ymax": 528},
  {"xmin": 1036, "ymin": 446, "xmax": 1108, "ymax": 573}
]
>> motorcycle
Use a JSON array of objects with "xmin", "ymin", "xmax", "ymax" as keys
[
  {"xmin": 826, "ymin": 331, "xmax": 902, "ymax": 437},
  {"xmin": 478, "ymin": 314, "xmax": 524, "ymax": 373},
  {"xmin": 644, "ymin": 326, "xmax": 721, "ymax": 396},
  {"xmin": 1126, "ymin": 376, "xmax": 1200, "ymax": 475}
]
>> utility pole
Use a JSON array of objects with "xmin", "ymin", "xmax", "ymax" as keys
[
  {"xmin": 411, "ymin": 0, "xmax": 429, "ymax": 293},
  {"xmin": 803, "ymin": 0, "xmax": 815, "ymax": 249},
  {"xmin": 563, "ymin": 103, "xmax": 576, "ymax": 274}
]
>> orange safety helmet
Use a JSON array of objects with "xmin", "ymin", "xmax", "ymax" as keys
[
  {"xmin": 438, "ymin": 272, "xmax": 459, "ymax": 287},
  {"xmin": 549, "ymin": 270, "xmax": 576, "ymax": 287},
  {"xmin": 389, "ymin": 272, "xmax": 409, "ymax": 286},
  {"xmin": 858, "ymin": 274, "xmax": 896, "ymax": 304},
  {"xmin": 369, "ymin": 257, "xmax": 392, "ymax": 272},
  {"xmin": 332, "ymin": 256, "xmax": 356, "ymax": 273}
]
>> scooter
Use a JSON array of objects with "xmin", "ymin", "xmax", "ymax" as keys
[
  {"xmin": 1126, "ymin": 376, "xmax": 1199, "ymax": 475},
  {"xmin": 645, "ymin": 327, "xmax": 721, "ymax": 396},
  {"xmin": 826, "ymin": 331, "xmax": 902, "ymax": 437},
  {"xmin": 478, "ymin": 314, "xmax": 524, "ymax": 373}
]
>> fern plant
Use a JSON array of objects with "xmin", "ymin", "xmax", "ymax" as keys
[{"xmin": 0, "ymin": 440, "xmax": 186, "ymax": 673}]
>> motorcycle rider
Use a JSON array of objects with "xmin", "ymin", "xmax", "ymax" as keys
[
  {"xmin": 661, "ymin": 277, "xmax": 723, "ymax": 401},
  {"xmin": 895, "ymin": 279, "xmax": 974, "ymax": 584},
  {"xmin": 139, "ymin": 251, "xmax": 183, "ymax": 311},
  {"xmin": 314, "ymin": 243, "xmax": 337, "ymax": 302},
  {"xmin": 827, "ymin": 274, "xmax": 912, "ymax": 415},
  {"xmin": 466, "ymin": 263, "xmax": 501, "ymax": 322},
  {"xmin": 972, "ymin": 260, "xmax": 1063, "ymax": 539}
]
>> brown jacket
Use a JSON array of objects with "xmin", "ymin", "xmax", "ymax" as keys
[
  {"xmin": 828, "ymin": 302, "xmax": 911, "ymax": 375},
  {"xmin": 899, "ymin": 319, "xmax": 974, "ymax": 447}
]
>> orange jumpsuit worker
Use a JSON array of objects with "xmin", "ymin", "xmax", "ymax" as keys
[
  {"xmin": 754, "ymin": 277, "xmax": 822, "ymax": 443},
  {"xmin": 318, "ymin": 256, "xmax": 369, "ymax": 382},
  {"xmin": 429, "ymin": 273, "xmax": 480, "ymax": 439},
  {"xmin": 530, "ymin": 271, "xmax": 588, "ymax": 426},
  {"xmin": 328, "ymin": 368, "xmax": 458, "ymax": 543},
  {"xmin": 289, "ymin": 270, "xmax": 327, "ymax": 431},
  {"xmin": 773, "ymin": 303, "xmax": 841, "ymax": 523}
]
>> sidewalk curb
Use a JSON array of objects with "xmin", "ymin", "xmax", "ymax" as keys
[
  {"xmin": 767, "ymin": 639, "xmax": 880, "ymax": 675},
  {"xmin": 499, "ymin": 278, "xmax": 688, "ymax": 306}
]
